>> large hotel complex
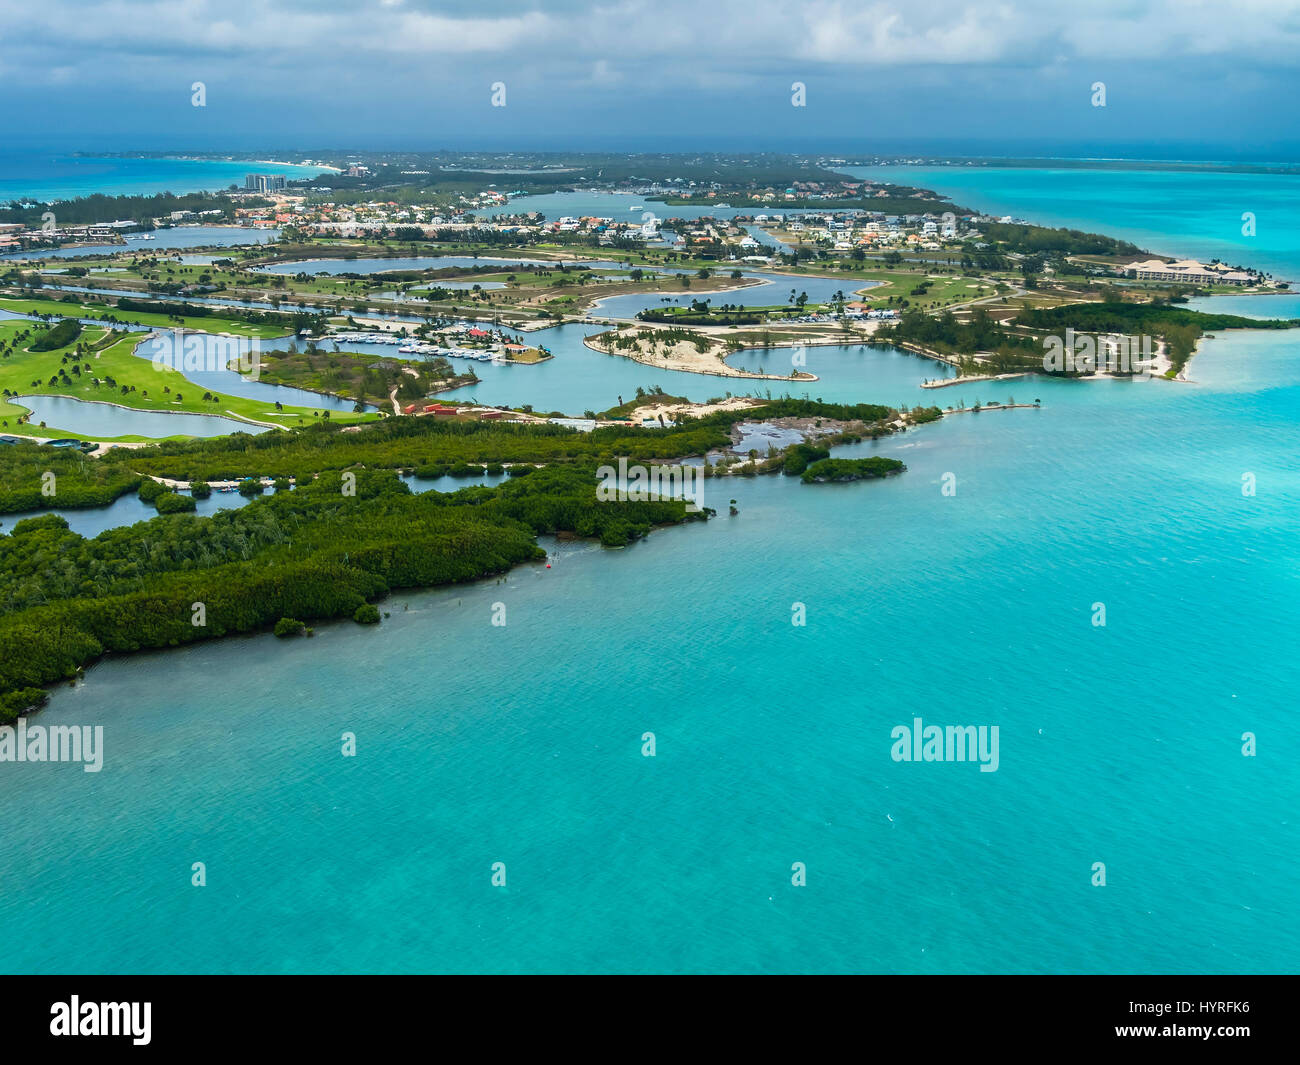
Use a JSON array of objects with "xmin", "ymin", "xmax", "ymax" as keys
[{"xmin": 1122, "ymin": 257, "xmax": 1258, "ymax": 285}]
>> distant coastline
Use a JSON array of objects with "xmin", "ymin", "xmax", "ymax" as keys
[
  {"xmin": 1, "ymin": 154, "xmax": 336, "ymax": 205},
  {"xmin": 854, "ymin": 156, "xmax": 1300, "ymax": 177}
]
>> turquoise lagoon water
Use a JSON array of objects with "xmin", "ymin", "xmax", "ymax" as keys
[
  {"xmin": 844, "ymin": 164, "xmax": 1300, "ymax": 282},
  {"xmin": 590, "ymin": 271, "xmax": 875, "ymax": 319},
  {"xmin": 2, "ymin": 324, "xmax": 1297, "ymax": 973},
  {"xmin": 429, "ymin": 324, "xmax": 951, "ymax": 413},
  {"xmin": 1, "ymin": 167, "xmax": 1298, "ymax": 974}
]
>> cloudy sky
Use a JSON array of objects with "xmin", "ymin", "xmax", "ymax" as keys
[{"xmin": 4, "ymin": 0, "xmax": 1300, "ymax": 157}]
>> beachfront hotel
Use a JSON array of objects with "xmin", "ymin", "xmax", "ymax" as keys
[{"xmin": 1121, "ymin": 258, "xmax": 1257, "ymax": 284}]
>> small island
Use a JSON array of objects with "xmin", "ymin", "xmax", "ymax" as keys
[{"xmin": 800, "ymin": 456, "xmax": 907, "ymax": 483}]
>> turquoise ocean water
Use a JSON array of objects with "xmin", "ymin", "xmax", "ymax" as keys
[
  {"xmin": 0, "ymin": 155, "xmax": 333, "ymax": 203},
  {"xmin": 844, "ymin": 164, "xmax": 1300, "ymax": 282},
  {"xmin": 0, "ymin": 166, "xmax": 1298, "ymax": 973}
]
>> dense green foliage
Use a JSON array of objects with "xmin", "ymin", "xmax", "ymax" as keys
[
  {"xmin": 0, "ymin": 444, "xmax": 141, "ymax": 515},
  {"xmin": 114, "ymin": 296, "xmax": 327, "ymax": 334},
  {"xmin": 637, "ymin": 308, "xmax": 768, "ymax": 326},
  {"xmin": 28, "ymin": 318, "xmax": 83, "ymax": 352},
  {"xmin": 880, "ymin": 301, "xmax": 1299, "ymax": 378},
  {"xmin": 781, "ymin": 443, "xmax": 831, "ymax": 475},
  {"xmin": 1015, "ymin": 302, "xmax": 1298, "ymax": 334},
  {"xmin": 0, "ymin": 397, "xmax": 908, "ymax": 704},
  {"xmin": 252, "ymin": 347, "xmax": 472, "ymax": 405},
  {"xmin": 879, "ymin": 308, "xmax": 1037, "ymax": 360},
  {"xmin": 1016, "ymin": 302, "xmax": 1299, "ymax": 373},
  {"xmin": 801, "ymin": 457, "xmax": 906, "ymax": 483},
  {"xmin": 153, "ymin": 492, "xmax": 197, "ymax": 514},
  {"xmin": 0, "ymin": 191, "xmax": 250, "ymax": 228},
  {"xmin": 0, "ymin": 687, "xmax": 48, "ymax": 724},
  {"xmin": 0, "ymin": 465, "xmax": 704, "ymax": 701},
  {"xmin": 137, "ymin": 478, "xmax": 167, "ymax": 503},
  {"xmin": 976, "ymin": 223, "xmax": 1143, "ymax": 257},
  {"xmin": 109, "ymin": 399, "xmax": 898, "ymax": 482}
]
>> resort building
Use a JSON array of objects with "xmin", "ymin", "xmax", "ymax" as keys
[{"xmin": 1122, "ymin": 258, "xmax": 1256, "ymax": 285}]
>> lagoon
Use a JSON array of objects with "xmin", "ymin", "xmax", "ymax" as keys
[
  {"xmin": 0, "ymin": 468, "xmax": 510, "ymax": 540},
  {"xmin": 590, "ymin": 270, "xmax": 878, "ymax": 319},
  {"xmin": 0, "ymin": 488, "xmax": 255, "ymax": 538},
  {"xmin": 15, "ymin": 395, "xmax": 268, "ymax": 438},
  {"xmin": 0, "ymin": 226, "xmax": 284, "ymax": 261}
]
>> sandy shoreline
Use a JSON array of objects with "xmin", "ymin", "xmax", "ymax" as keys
[{"xmin": 583, "ymin": 334, "xmax": 818, "ymax": 382}]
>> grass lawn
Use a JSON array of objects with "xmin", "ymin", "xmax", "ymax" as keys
[
  {"xmin": 0, "ymin": 295, "xmax": 292, "ymax": 340},
  {"xmin": 0, "ymin": 318, "xmax": 379, "ymax": 441}
]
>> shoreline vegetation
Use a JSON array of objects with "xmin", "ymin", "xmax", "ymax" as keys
[
  {"xmin": 5, "ymin": 149, "xmax": 1292, "ymax": 726},
  {"xmin": 0, "ymin": 315, "xmax": 377, "ymax": 444},
  {"xmin": 870, "ymin": 302, "xmax": 1299, "ymax": 382},
  {"xmin": 859, "ymin": 156, "xmax": 1300, "ymax": 177},
  {"xmin": 583, "ymin": 330, "xmax": 820, "ymax": 382},
  {"xmin": 0, "ymin": 397, "xmax": 919, "ymax": 719},
  {"xmin": 3, "ymin": 160, "xmax": 1290, "ymax": 439},
  {"xmin": 800, "ymin": 456, "xmax": 905, "ymax": 483}
]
